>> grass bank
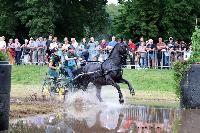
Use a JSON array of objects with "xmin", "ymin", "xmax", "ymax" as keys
[
  {"xmin": 12, "ymin": 65, "xmax": 175, "ymax": 92},
  {"xmin": 122, "ymin": 69, "xmax": 175, "ymax": 92}
]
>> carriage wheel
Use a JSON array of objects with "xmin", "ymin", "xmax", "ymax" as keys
[
  {"xmin": 63, "ymin": 86, "xmax": 69, "ymax": 100},
  {"xmin": 42, "ymin": 82, "xmax": 51, "ymax": 96}
]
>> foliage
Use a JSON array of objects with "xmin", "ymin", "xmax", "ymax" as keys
[
  {"xmin": 0, "ymin": 0, "xmax": 18, "ymax": 37},
  {"xmin": 191, "ymin": 28, "xmax": 200, "ymax": 63},
  {"xmin": 173, "ymin": 28, "xmax": 200, "ymax": 98},
  {"xmin": 113, "ymin": 0, "xmax": 200, "ymax": 41},
  {"xmin": 172, "ymin": 119, "xmax": 181, "ymax": 133},
  {"xmin": 106, "ymin": 3, "xmax": 121, "ymax": 35},
  {"xmin": 0, "ymin": 51, "xmax": 8, "ymax": 61},
  {"xmin": 0, "ymin": 0, "xmax": 109, "ymax": 40},
  {"xmin": 15, "ymin": 0, "xmax": 57, "ymax": 38},
  {"xmin": 173, "ymin": 61, "xmax": 190, "ymax": 98}
]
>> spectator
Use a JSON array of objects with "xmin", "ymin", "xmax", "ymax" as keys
[
  {"xmin": 137, "ymin": 42, "xmax": 147, "ymax": 68},
  {"xmin": 71, "ymin": 38, "xmax": 78, "ymax": 49},
  {"xmin": 107, "ymin": 36, "xmax": 117, "ymax": 52},
  {"xmin": 37, "ymin": 37, "xmax": 45, "ymax": 65},
  {"xmin": 167, "ymin": 37, "xmax": 175, "ymax": 51},
  {"xmin": 43, "ymin": 38, "xmax": 47, "ymax": 43},
  {"xmin": 62, "ymin": 37, "xmax": 70, "ymax": 51},
  {"xmin": 128, "ymin": 39, "xmax": 136, "ymax": 69},
  {"xmin": 146, "ymin": 39, "xmax": 156, "ymax": 68},
  {"xmin": 98, "ymin": 39, "xmax": 108, "ymax": 62},
  {"xmin": 46, "ymin": 35, "xmax": 53, "ymax": 63},
  {"xmin": 88, "ymin": 37, "xmax": 98, "ymax": 61},
  {"xmin": 57, "ymin": 43, "xmax": 64, "ymax": 62},
  {"xmin": 165, "ymin": 37, "xmax": 175, "ymax": 66},
  {"xmin": 22, "ymin": 39, "xmax": 31, "ymax": 65},
  {"xmin": 14, "ymin": 39, "xmax": 21, "ymax": 65},
  {"xmin": 80, "ymin": 38, "xmax": 89, "ymax": 61},
  {"xmin": 184, "ymin": 45, "xmax": 192, "ymax": 61},
  {"xmin": 174, "ymin": 41, "xmax": 183, "ymax": 60},
  {"xmin": 76, "ymin": 40, "xmax": 85, "ymax": 57},
  {"xmin": 0, "ymin": 36, "xmax": 6, "ymax": 52},
  {"xmin": 136, "ymin": 37, "xmax": 144, "ymax": 48},
  {"xmin": 50, "ymin": 37, "xmax": 58, "ymax": 50},
  {"xmin": 29, "ymin": 37, "xmax": 34, "ymax": 64},
  {"xmin": 30, "ymin": 38, "xmax": 38, "ymax": 65},
  {"xmin": 157, "ymin": 37, "xmax": 166, "ymax": 67},
  {"xmin": 7, "ymin": 39, "xmax": 15, "ymax": 65}
]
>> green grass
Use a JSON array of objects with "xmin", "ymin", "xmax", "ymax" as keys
[
  {"xmin": 121, "ymin": 69, "xmax": 175, "ymax": 92},
  {"xmin": 12, "ymin": 65, "xmax": 175, "ymax": 92},
  {"xmin": 12, "ymin": 65, "xmax": 47, "ymax": 85}
]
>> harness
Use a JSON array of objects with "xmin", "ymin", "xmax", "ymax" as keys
[
  {"xmin": 73, "ymin": 43, "xmax": 128, "ymax": 81},
  {"xmin": 73, "ymin": 55, "xmax": 124, "ymax": 81}
]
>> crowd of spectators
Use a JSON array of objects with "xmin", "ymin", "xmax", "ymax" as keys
[
  {"xmin": 131, "ymin": 37, "xmax": 192, "ymax": 69},
  {"xmin": 0, "ymin": 35, "xmax": 192, "ymax": 69}
]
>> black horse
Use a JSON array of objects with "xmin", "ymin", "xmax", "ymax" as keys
[{"xmin": 72, "ymin": 42, "xmax": 135, "ymax": 104}]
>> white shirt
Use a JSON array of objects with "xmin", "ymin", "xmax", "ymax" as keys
[
  {"xmin": 50, "ymin": 42, "xmax": 58, "ymax": 50},
  {"xmin": 0, "ymin": 40, "xmax": 6, "ymax": 49},
  {"xmin": 72, "ymin": 42, "xmax": 78, "ymax": 49},
  {"xmin": 62, "ymin": 44, "xmax": 70, "ymax": 50}
]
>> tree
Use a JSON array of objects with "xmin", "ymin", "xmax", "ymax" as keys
[
  {"xmin": 15, "ymin": 0, "xmax": 57, "ymax": 38},
  {"xmin": 106, "ymin": 3, "xmax": 121, "ymax": 35},
  {"xmin": 0, "ymin": 0, "xmax": 110, "ymax": 41},
  {"xmin": 113, "ymin": 0, "xmax": 200, "ymax": 42},
  {"xmin": 0, "ymin": 0, "xmax": 18, "ymax": 37}
]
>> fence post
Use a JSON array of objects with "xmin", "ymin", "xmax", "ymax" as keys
[{"xmin": 0, "ymin": 61, "xmax": 11, "ymax": 131}]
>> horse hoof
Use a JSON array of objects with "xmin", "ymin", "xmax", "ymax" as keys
[
  {"xmin": 131, "ymin": 91, "xmax": 135, "ymax": 96},
  {"xmin": 119, "ymin": 99, "xmax": 124, "ymax": 104},
  {"xmin": 99, "ymin": 99, "xmax": 104, "ymax": 102}
]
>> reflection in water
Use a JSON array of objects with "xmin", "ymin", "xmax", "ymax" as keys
[
  {"xmin": 179, "ymin": 109, "xmax": 200, "ymax": 133},
  {"xmin": 7, "ymin": 89, "xmax": 200, "ymax": 133},
  {"xmin": 9, "ymin": 104, "xmax": 182, "ymax": 133}
]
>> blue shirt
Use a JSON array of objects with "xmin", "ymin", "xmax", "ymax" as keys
[
  {"xmin": 108, "ymin": 41, "xmax": 117, "ymax": 47},
  {"xmin": 37, "ymin": 41, "xmax": 45, "ymax": 47}
]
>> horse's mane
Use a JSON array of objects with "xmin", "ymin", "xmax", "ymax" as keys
[{"xmin": 107, "ymin": 43, "xmax": 120, "ymax": 59}]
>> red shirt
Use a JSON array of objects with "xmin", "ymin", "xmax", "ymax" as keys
[{"xmin": 129, "ymin": 42, "xmax": 136, "ymax": 51}]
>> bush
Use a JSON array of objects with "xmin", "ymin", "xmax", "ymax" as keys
[
  {"xmin": 173, "ymin": 61, "xmax": 190, "ymax": 98},
  {"xmin": 191, "ymin": 27, "xmax": 200, "ymax": 63},
  {"xmin": 173, "ymin": 28, "xmax": 200, "ymax": 98},
  {"xmin": 0, "ymin": 51, "xmax": 8, "ymax": 61}
]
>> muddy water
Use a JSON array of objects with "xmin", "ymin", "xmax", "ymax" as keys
[{"xmin": 6, "ymin": 87, "xmax": 200, "ymax": 133}]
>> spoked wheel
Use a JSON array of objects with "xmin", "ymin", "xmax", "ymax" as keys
[
  {"xmin": 42, "ymin": 82, "xmax": 51, "ymax": 96},
  {"xmin": 62, "ymin": 80, "xmax": 78, "ymax": 100},
  {"xmin": 63, "ymin": 86, "xmax": 69, "ymax": 100},
  {"xmin": 57, "ymin": 83, "xmax": 65, "ymax": 96}
]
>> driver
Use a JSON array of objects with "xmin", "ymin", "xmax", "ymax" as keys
[
  {"xmin": 48, "ymin": 48, "xmax": 62, "ymax": 81},
  {"xmin": 63, "ymin": 46, "xmax": 81, "ymax": 80}
]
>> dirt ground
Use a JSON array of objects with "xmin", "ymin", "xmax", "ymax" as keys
[
  {"xmin": 10, "ymin": 97, "xmax": 63, "ymax": 119},
  {"xmin": 10, "ymin": 85, "xmax": 64, "ymax": 119}
]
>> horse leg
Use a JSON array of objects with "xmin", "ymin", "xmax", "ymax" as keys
[
  {"xmin": 118, "ymin": 78, "xmax": 135, "ymax": 96},
  {"xmin": 106, "ymin": 76, "xmax": 124, "ymax": 104},
  {"xmin": 95, "ymin": 85, "xmax": 103, "ymax": 102}
]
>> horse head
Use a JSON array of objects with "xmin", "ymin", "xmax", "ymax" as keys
[{"xmin": 117, "ymin": 42, "xmax": 130, "ymax": 65}]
